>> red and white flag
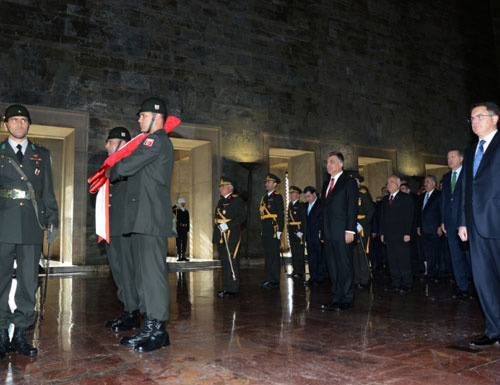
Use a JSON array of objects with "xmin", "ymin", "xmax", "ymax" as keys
[{"xmin": 95, "ymin": 179, "xmax": 110, "ymax": 243}]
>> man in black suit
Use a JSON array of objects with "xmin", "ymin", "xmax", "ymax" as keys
[
  {"xmin": 441, "ymin": 149, "xmax": 471, "ymax": 298},
  {"xmin": 417, "ymin": 175, "xmax": 443, "ymax": 281},
  {"xmin": 458, "ymin": 102, "xmax": 500, "ymax": 346},
  {"xmin": 319, "ymin": 152, "xmax": 358, "ymax": 311},
  {"xmin": 303, "ymin": 186, "xmax": 325, "ymax": 286},
  {"xmin": 380, "ymin": 175, "xmax": 414, "ymax": 293},
  {"xmin": 287, "ymin": 186, "xmax": 306, "ymax": 278}
]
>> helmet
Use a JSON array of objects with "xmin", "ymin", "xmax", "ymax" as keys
[
  {"xmin": 3, "ymin": 104, "xmax": 31, "ymax": 124},
  {"xmin": 107, "ymin": 126, "xmax": 131, "ymax": 142},
  {"xmin": 137, "ymin": 97, "xmax": 168, "ymax": 116}
]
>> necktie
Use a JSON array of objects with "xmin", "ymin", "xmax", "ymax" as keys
[
  {"xmin": 473, "ymin": 139, "xmax": 486, "ymax": 178},
  {"xmin": 451, "ymin": 171, "xmax": 457, "ymax": 194},
  {"xmin": 16, "ymin": 144, "xmax": 23, "ymax": 163},
  {"xmin": 389, "ymin": 195, "xmax": 393, "ymax": 205},
  {"xmin": 326, "ymin": 177, "xmax": 335, "ymax": 199},
  {"xmin": 423, "ymin": 192, "xmax": 429, "ymax": 210}
]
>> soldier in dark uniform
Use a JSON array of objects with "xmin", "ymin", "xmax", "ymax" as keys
[
  {"xmin": 287, "ymin": 186, "xmax": 307, "ymax": 278},
  {"xmin": 102, "ymin": 127, "xmax": 141, "ymax": 333},
  {"xmin": 173, "ymin": 198, "xmax": 190, "ymax": 261},
  {"xmin": 0, "ymin": 105, "xmax": 58, "ymax": 358},
  {"xmin": 348, "ymin": 172, "xmax": 375, "ymax": 289},
  {"xmin": 108, "ymin": 97, "xmax": 174, "ymax": 353},
  {"xmin": 213, "ymin": 177, "xmax": 246, "ymax": 297},
  {"xmin": 259, "ymin": 173, "xmax": 284, "ymax": 289}
]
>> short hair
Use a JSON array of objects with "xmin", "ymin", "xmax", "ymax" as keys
[
  {"xmin": 447, "ymin": 148, "xmax": 464, "ymax": 157},
  {"xmin": 388, "ymin": 175, "xmax": 400, "ymax": 184},
  {"xmin": 471, "ymin": 101, "xmax": 500, "ymax": 116},
  {"xmin": 303, "ymin": 186, "xmax": 317, "ymax": 195},
  {"xmin": 326, "ymin": 151, "xmax": 344, "ymax": 164},
  {"xmin": 425, "ymin": 175, "xmax": 437, "ymax": 185},
  {"xmin": 400, "ymin": 183, "xmax": 410, "ymax": 190}
]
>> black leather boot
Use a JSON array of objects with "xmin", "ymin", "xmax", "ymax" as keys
[
  {"xmin": 0, "ymin": 329, "xmax": 9, "ymax": 359},
  {"xmin": 120, "ymin": 319, "xmax": 154, "ymax": 346},
  {"xmin": 111, "ymin": 310, "xmax": 140, "ymax": 332},
  {"xmin": 134, "ymin": 320, "xmax": 170, "ymax": 353},
  {"xmin": 10, "ymin": 327, "xmax": 37, "ymax": 356}
]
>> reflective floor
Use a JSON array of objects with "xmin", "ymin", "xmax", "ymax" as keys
[{"xmin": 1, "ymin": 265, "xmax": 500, "ymax": 384}]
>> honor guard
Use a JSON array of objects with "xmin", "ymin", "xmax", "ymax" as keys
[
  {"xmin": 348, "ymin": 171, "xmax": 375, "ymax": 289},
  {"xmin": 259, "ymin": 173, "xmax": 284, "ymax": 289},
  {"xmin": 213, "ymin": 177, "xmax": 246, "ymax": 297},
  {"xmin": 287, "ymin": 186, "xmax": 307, "ymax": 278},
  {"xmin": 0, "ymin": 104, "xmax": 59, "ymax": 358},
  {"xmin": 103, "ymin": 127, "xmax": 142, "ymax": 333},
  {"xmin": 173, "ymin": 198, "xmax": 190, "ymax": 261}
]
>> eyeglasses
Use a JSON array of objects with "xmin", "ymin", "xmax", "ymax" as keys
[{"xmin": 467, "ymin": 114, "xmax": 496, "ymax": 123}]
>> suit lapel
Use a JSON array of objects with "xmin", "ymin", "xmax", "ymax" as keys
[{"xmin": 476, "ymin": 131, "xmax": 500, "ymax": 177}]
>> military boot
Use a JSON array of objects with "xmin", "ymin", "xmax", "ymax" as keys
[
  {"xmin": 110, "ymin": 310, "xmax": 140, "ymax": 332},
  {"xmin": 10, "ymin": 327, "xmax": 37, "ymax": 356},
  {"xmin": 0, "ymin": 329, "xmax": 9, "ymax": 359},
  {"xmin": 134, "ymin": 320, "xmax": 170, "ymax": 353},
  {"xmin": 120, "ymin": 318, "xmax": 154, "ymax": 346}
]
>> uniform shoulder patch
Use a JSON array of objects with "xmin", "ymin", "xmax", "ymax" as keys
[{"xmin": 143, "ymin": 138, "xmax": 155, "ymax": 147}]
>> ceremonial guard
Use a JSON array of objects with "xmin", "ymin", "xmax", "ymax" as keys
[
  {"xmin": 349, "ymin": 172, "xmax": 375, "ymax": 288},
  {"xmin": 213, "ymin": 177, "xmax": 246, "ymax": 297},
  {"xmin": 287, "ymin": 186, "xmax": 307, "ymax": 278},
  {"xmin": 259, "ymin": 173, "xmax": 284, "ymax": 289},
  {"xmin": 173, "ymin": 198, "xmax": 190, "ymax": 261},
  {"xmin": 102, "ymin": 127, "xmax": 141, "ymax": 333},
  {"xmin": 0, "ymin": 105, "xmax": 58, "ymax": 358}
]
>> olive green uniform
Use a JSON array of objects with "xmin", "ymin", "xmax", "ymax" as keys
[
  {"xmin": 260, "ymin": 191, "xmax": 284, "ymax": 284},
  {"xmin": 353, "ymin": 187, "xmax": 375, "ymax": 285},
  {"xmin": 288, "ymin": 200, "xmax": 307, "ymax": 275},
  {"xmin": 0, "ymin": 140, "xmax": 58, "ymax": 328}
]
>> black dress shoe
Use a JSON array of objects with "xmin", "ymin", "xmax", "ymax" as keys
[
  {"xmin": 384, "ymin": 287, "xmax": 400, "ymax": 293},
  {"xmin": 338, "ymin": 303, "xmax": 352, "ymax": 311},
  {"xmin": 112, "ymin": 310, "xmax": 141, "ymax": 332},
  {"xmin": 470, "ymin": 335, "xmax": 500, "ymax": 346},
  {"xmin": 320, "ymin": 302, "xmax": 340, "ymax": 311},
  {"xmin": 286, "ymin": 273, "xmax": 294, "ymax": 278},
  {"xmin": 10, "ymin": 327, "xmax": 37, "ymax": 356},
  {"xmin": 355, "ymin": 284, "xmax": 367, "ymax": 289},
  {"xmin": 120, "ymin": 319, "xmax": 155, "ymax": 346},
  {"xmin": 134, "ymin": 320, "xmax": 170, "ymax": 353},
  {"xmin": 260, "ymin": 281, "xmax": 271, "ymax": 287},
  {"xmin": 217, "ymin": 290, "xmax": 226, "ymax": 298},
  {"xmin": 0, "ymin": 329, "xmax": 9, "ymax": 360}
]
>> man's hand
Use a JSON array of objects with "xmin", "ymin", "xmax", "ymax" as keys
[
  {"xmin": 403, "ymin": 235, "xmax": 410, "ymax": 243},
  {"xmin": 47, "ymin": 225, "xmax": 58, "ymax": 245},
  {"xmin": 380, "ymin": 234, "xmax": 385, "ymax": 244},
  {"xmin": 345, "ymin": 232, "xmax": 354, "ymax": 244},
  {"xmin": 417, "ymin": 227, "xmax": 421, "ymax": 237},
  {"xmin": 458, "ymin": 226, "xmax": 468, "ymax": 242},
  {"xmin": 371, "ymin": 232, "xmax": 377, "ymax": 239},
  {"xmin": 437, "ymin": 227, "xmax": 443, "ymax": 237},
  {"xmin": 218, "ymin": 222, "xmax": 228, "ymax": 232},
  {"xmin": 441, "ymin": 223, "xmax": 447, "ymax": 235}
]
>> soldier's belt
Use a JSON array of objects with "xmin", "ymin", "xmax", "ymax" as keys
[
  {"xmin": 0, "ymin": 188, "xmax": 42, "ymax": 200},
  {"xmin": 216, "ymin": 218, "xmax": 231, "ymax": 224},
  {"xmin": 289, "ymin": 221, "xmax": 301, "ymax": 225},
  {"xmin": 357, "ymin": 215, "xmax": 366, "ymax": 219},
  {"xmin": 261, "ymin": 214, "xmax": 277, "ymax": 220},
  {"xmin": 178, "ymin": 223, "xmax": 189, "ymax": 227}
]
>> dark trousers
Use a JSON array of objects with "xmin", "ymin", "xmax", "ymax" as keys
[
  {"xmin": 369, "ymin": 235, "xmax": 384, "ymax": 273},
  {"xmin": 306, "ymin": 238, "xmax": 325, "ymax": 282},
  {"xmin": 176, "ymin": 230, "xmax": 188, "ymax": 257},
  {"xmin": 262, "ymin": 234, "xmax": 281, "ymax": 284},
  {"xmin": 0, "ymin": 243, "xmax": 42, "ymax": 328},
  {"xmin": 290, "ymin": 236, "xmax": 305, "ymax": 275},
  {"xmin": 131, "ymin": 233, "xmax": 170, "ymax": 321},
  {"xmin": 218, "ymin": 240, "xmax": 240, "ymax": 293},
  {"xmin": 421, "ymin": 233, "xmax": 441, "ymax": 278},
  {"xmin": 324, "ymin": 239, "xmax": 354, "ymax": 304},
  {"xmin": 469, "ymin": 221, "xmax": 500, "ymax": 338},
  {"xmin": 353, "ymin": 235, "xmax": 370, "ymax": 285},
  {"xmin": 106, "ymin": 234, "xmax": 139, "ymax": 312},
  {"xmin": 446, "ymin": 232, "xmax": 471, "ymax": 292},
  {"xmin": 386, "ymin": 240, "xmax": 412, "ymax": 289}
]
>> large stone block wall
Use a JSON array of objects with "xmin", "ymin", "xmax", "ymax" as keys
[{"xmin": 0, "ymin": 0, "xmax": 498, "ymax": 262}]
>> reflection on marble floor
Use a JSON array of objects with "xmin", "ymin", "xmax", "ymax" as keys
[{"xmin": 1, "ymin": 266, "xmax": 499, "ymax": 384}]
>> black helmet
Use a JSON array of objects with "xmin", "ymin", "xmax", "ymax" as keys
[
  {"xmin": 3, "ymin": 104, "xmax": 31, "ymax": 124},
  {"xmin": 107, "ymin": 126, "xmax": 131, "ymax": 142},
  {"xmin": 137, "ymin": 97, "xmax": 167, "ymax": 116}
]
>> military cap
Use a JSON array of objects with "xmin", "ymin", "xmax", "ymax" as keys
[
  {"xmin": 137, "ymin": 97, "xmax": 168, "ymax": 116},
  {"xmin": 107, "ymin": 126, "xmax": 131, "ymax": 142},
  {"xmin": 219, "ymin": 176, "xmax": 235, "ymax": 186},
  {"xmin": 178, "ymin": 197, "xmax": 186, "ymax": 204},
  {"xmin": 3, "ymin": 104, "xmax": 31, "ymax": 124},
  {"xmin": 266, "ymin": 173, "xmax": 281, "ymax": 184},
  {"xmin": 347, "ymin": 170, "xmax": 364, "ymax": 182},
  {"xmin": 289, "ymin": 186, "xmax": 302, "ymax": 194}
]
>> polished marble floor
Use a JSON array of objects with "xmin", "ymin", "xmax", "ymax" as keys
[{"xmin": 1, "ymin": 264, "xmax": 499, "ymax": 384}]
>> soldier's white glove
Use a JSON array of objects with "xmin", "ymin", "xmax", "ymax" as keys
[
  {"xmin": 356, "ymin": 223, "xmax": 363, "ymax": 233},
  {"xmin": 219, "ymin": 222, "xmax": 229, "ymax": 231},
  {"xmin": 296, "ymin": 231, "xmax": 303, "ymax": 238},
  {"xmin": 277, "ymin": 231, "xmax": 282, "ymax": 240}
]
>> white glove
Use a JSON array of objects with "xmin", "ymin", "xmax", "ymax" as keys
[
  {"xmin": 296, "ymin": 231, "xmax": 303, "ymax": 238},
  {"xmin": 219, "ymin": 222, "xmax": 229, "ymax": 231},
  {"xmin": 356, "ymin": 223, "xmax": 363, "ymax": 232},
  {"xmin": 277, "ymin": 231, "xmax": 282, "ymax": 240}
]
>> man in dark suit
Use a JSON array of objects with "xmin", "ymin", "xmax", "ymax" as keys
[
  {"xmin": 108, "ymin": 97, "xmax": 174, "ymax": 352},
  {"xmin": 380, "ymin": 175, "xmax": 414, "ymax": 292},
  {"xmin": 287, "ymin": 186, "xmax": 306, "ymax": 278},
  {"xmin": 319, "ymin": 152, "xmax": 358, "ymax": 311},
  {"xmin": 0, "ymin": 104, "xmax": 59, "ymax": 358},
  {"xmin": 303, "ymin": 186, "xmax": 325, "ymax": 286},
  {"xmin": 458, "ymin": 101, "xmax": 500, "ymax": 346},
  {"xmin": 417, "ymin": 175, "xmax": 443, "ymax": 281},
  {"xmin": 173, "ymin": 198, "xmax": 190, "ymax": 261},
  {"xmin": 441, "ymin": 149, "xmax": 471, "ymax": 298}
]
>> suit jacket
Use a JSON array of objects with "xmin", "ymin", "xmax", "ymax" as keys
[
  {"xmin": 0, "ymin": 139, "xmax": 59, "ymax": 244},
  {"xmin": 441, "ymin": 169, "xmax": 463, "ymax": 232},
  {"xmin": 320, "ymin": 173, "xmax": 358, "ymax": 241},
  {"xmin": 417, "ymin": 189, "xmax": 441, "ymax": 235},
  {"xmin": 306, "ymin": 198, "xmax": 321, "ymax": 243},
  {"xmin": 458, "ymin": 131, "xmax": 500, "ymax": 238},
  {"xmin": 109, "ymin": 129, "xmax": 175, "ymax": 237},
  {"xmin": 380, "ymin": 191, "xmax": 414, "ymax": 242}
]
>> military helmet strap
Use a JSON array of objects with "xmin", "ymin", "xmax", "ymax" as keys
[{"xmin": 147, "ymin": 112, "xmax": 157, "ymax": 133}]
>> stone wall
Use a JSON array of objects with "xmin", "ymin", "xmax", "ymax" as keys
[{"xmin": 0, "ymin": 0, "xmax": 498, "ymax": 262}]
